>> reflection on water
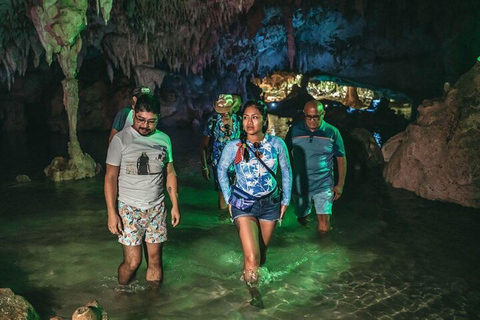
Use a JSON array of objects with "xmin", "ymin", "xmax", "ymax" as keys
[{"xmin": 0, "ymin": 129, "xmax": 480, "ymax": 319}]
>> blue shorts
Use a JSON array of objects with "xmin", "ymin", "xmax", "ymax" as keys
[
  {"xmin": 231, "ymin": 192, "xmax": 281, "ymax": 221},
  {"xmin": 293, "ymin": 189, "xmax": 333, "ymax": 218}
]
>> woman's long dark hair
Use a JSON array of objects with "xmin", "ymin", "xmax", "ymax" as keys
[{"xmin": 240, "ymin": 99, "xmax": 268, "ymax": 162}]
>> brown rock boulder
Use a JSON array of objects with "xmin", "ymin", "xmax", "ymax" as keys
[
  {"xmin": 71, "ymin": 300, "xmax": 108, "ymax": 320},
  {"xmin": 0, "ymin": 288, "xmax": 40, "ymax": 320},
  {"xmin": 349, "ymin": 128, "xmax": 384, "ymax": 169},
  {"xmin": 383, "ymin": 62, "xmax": 480, "ymax": 208}
]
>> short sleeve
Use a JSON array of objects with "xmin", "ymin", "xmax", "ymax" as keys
[
  {"xmin": 112, "ymin": 108, "xmax": 130, "ymax": 132},
  {"xmin": 106, "ymin": 135, "xmax": 123, "ymax": 166},
  {"xmin": 332, "ymin": 129, "xmax": 346, "ymax": 157},
  {"xmin": 165, "ymin": 135, "xmax": 174, "ymax": 163}
]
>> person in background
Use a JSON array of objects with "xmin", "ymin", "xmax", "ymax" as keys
[
  {"xmin": 104, "ymin": 94, "xmax": 180, "ymax": 285},
  {"xmin": 217, "ymin": 100, "xmax": 292, "ymax": 308},
  {"xmin": 200, "ymin": 94, "xmax": 242, "ymax": 211},
  {"xmin": 285, "ymin": 100, "xmax": 347, "ymax": 235},
  {"xmin": 109, "ymin": 85, "xmax": 159, "ymax": 143}
]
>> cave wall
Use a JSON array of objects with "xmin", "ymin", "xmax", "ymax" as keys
[{"xmin": 0, "ymin": 0, "xmax": 479, "ymax": 131}]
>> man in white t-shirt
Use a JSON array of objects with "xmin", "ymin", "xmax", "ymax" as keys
[{"xmin": 104, "ymin": 94, "xmax": 180, "ymax": 285}]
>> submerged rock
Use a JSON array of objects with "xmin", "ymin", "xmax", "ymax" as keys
[
  {"xmin": 71, "ymin": 300, "xmax": 108, "ymax": 320},
  {"xmin": 383, "ymin": 61, "xmax": 480, "ymax": 208},
  {"xmin": 44, "ymin": 152, "xmax": 97, "ymax": 182},
  {"xmin": 15, "ymin": 175, "xmax": 31, "ymax": 183},
  {"xmin": 0, "ymin": 288, "xmax": 40, "ymax": 320}
]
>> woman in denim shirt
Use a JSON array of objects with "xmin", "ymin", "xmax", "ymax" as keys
[{"xmin": 218, "ymin": 100, "xmax": 292, "ymax": 307}]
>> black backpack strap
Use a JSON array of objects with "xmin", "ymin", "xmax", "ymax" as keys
[{"xmin": 244, "ymin": 143, "xmax": 282, "ymax": 192}]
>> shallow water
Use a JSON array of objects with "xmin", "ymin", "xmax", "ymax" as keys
[{"xmin": 1, "ymin": 130, "xmax": 479, "ymax": 319}]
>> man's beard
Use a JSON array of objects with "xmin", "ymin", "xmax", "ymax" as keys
[{"xmin": 138, "ymin": 127, "xmax": 153, "ymax": 136}]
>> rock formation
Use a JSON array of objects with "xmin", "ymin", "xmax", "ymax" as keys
[
  {"xmin": 343, "ymin": 87, "xmax": 366, "ymax": 109},
  {"xmin": 71, "ymin": 300, "xmax": 108, "ymax": 320},
  {"xmin": 0, "ymin": 288, "xmax": 40, "ymax": 320},
  {"xmin": 383, "ymin": 61, "xmax": 480, "ymax": 208},
  {"xmin": 29, "ymin": 0, "xmax": 112, "ymax": 181}
]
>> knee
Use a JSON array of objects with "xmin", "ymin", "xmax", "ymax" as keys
[
  {"xmin": 124, "ymin": 257, "xmax": 141, "ymax": 271},
  {"xmin": 244, "ymin": 253, "xmax": 260, "ymax": 269}
]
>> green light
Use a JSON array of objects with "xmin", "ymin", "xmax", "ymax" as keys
[{"xmin": 477, "ymin": 56, "xmax": 480, "ymax": 62}]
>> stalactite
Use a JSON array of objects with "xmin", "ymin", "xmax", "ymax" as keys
[
  {"xmin": 28, "ymin": 0, "xmax": 112, "ymax": 181},
  {"xmin": 284, "ymin": 6, "xmax": 296, "ymax": 70},
  {"xmin": 343, "ymin": 86, "xmax": 365, "ymax": 109}
]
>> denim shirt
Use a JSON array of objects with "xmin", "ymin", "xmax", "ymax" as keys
[{"xmin": 217, "ymin": 134, "xmax": 292, "ymax": 206}]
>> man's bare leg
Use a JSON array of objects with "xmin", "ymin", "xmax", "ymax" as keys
[
  {"xmin": 118, "ymin": 245, "xmax": 142, "ymax": 285},
  {"xmin": 145, "ymin": 242, "xmax": 163, "ymax": 283},
  {"xmin": 317, "ymin": 214, "xmax": 331, "ymax": 234}
]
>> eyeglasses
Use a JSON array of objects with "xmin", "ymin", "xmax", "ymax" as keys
[
  {"xmin": 305, "ymin": 112, "xmax": 324, "ymax": 121},
  {"xmin": 135, "ymin": 115, "xmax": 158, "ymax": 125}
]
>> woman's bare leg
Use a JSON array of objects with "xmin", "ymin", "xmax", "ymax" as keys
[{"xmin": 258, "ymin": 220, "xmax": 277, "ymax": 265}]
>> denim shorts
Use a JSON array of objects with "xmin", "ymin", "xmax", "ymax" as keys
[{"xmin": 231, "ymin": 191, "xmax": 281, "ymax": 221}]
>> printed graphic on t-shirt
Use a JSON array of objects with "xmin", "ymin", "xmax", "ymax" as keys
[{"xmin": 125, "ymin": 146, "xmax": 167, "ymax": 175}]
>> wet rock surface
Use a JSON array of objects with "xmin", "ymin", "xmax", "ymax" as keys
[
  {"xmin": 383, "ymin": 63, "xmax": 480, "ymax": 208},
  {"xmin": 0, "ymin": 288, "xmax": 40, "ymax": 320}
]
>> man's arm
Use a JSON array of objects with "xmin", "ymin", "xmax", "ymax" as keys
[
  {"xmin": 166, "ymin": 162, "xmax": 181, "ymax": 227},
  {"xmin": 108, "ymin": 129, "xmax": 119, "ymax": 143},
  {"xmin": 199, "ymin": 135, "xmax": 211, "ymax": 181},
  {"xmin": 333, "ymin": 156, "xmax": 347, "ymax": 201},
  {"xmin": 104, "ymin": 164, "xmax": 123, "ymax": 234}
]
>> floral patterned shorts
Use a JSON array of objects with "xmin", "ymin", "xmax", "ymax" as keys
[{"xmin": 117, "ymin": 201, "xmax": 167, "ymax": 246}]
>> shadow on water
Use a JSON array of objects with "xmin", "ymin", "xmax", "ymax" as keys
[
  {"xmin": 1, "ymin": 128, "xmax": 480, "ymax": 319},
  {"xmin": 0, "ymin": 250, "xmax": 58, "ymax": 318}
]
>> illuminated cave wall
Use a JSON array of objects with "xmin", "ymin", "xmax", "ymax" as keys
[{"xmin": 0, "ymin": 0, "xmax": 479, "ymax": 131}]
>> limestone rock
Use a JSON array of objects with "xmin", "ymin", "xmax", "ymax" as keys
[
  {"xmin": 71, "ymin": 300, "xmax": 108, "ymax": 320},
  {"xmin": 16, "ymin": 175, "xmax": 31, "ymax": 183},
  {"xmin": 0, "ymin": 288, "xmax": 40, "ymax": 320},
  {"xmin": 349, "ymin": 128, "xmax": 384, "ymax": 169},
  {"xmin": 383, "ymin": 62, "xmax": 480, "ymax": 208},
  {"xmin": 44, "ymin": 153, "xmax": 97, "ymax": 182}
]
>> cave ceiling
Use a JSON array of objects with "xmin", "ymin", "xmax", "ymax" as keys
[{"xmin": 1, "ymin": 0, "xmax": 479, "ymax": 102}]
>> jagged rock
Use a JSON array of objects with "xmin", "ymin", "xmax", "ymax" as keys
[
  {"xmin": 44, "ymin": 153, "xmax": 97, "ymax": 182},
  {"xmin": 349, "ymin": 128, "xmax": 384, "ymax": 169},
  {"xmin": 16, "ymin": 175, "xmax": 31, "ymax": 183},
  {"xmin": 0, "ymin": 288, "xmax": 40, "ymax": 320},
  {"xmin": 71, "ymin": 300, "xmax": 108, "ymax": 320},
  {"xmin": 383, "ymin": 62, "xmax": 480, "ymax": 208}
]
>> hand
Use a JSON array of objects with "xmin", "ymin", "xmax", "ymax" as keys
[
  {"xmin": 107, "ymin": 212, "xmax": 123, "ymax": 235},
  {"xmin": 333, "ymin": 184, "xmax": 344, "ymax": 201},
  {"xmin": 280, "ymin": 205, "xmax": 288, "ymax": 220},
  {"xmin": 171, "ymin": 206, "xmax": 181, "ymax": 227},
  {"xmin": 201, "ymin": 167, "xmax": 211, "ymax": 181}
]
